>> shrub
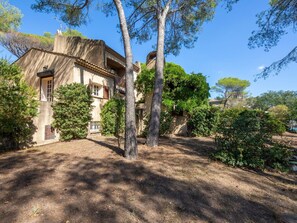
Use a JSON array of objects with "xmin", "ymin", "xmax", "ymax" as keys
[
  {"xmin": 52, "ymin": 83, "xmax": 92, "ymax": 141},
  {"xmin": 215, "ymin": 108, "xmax": 245, "ymax": 133},
  {"xmin": 213, "ymin": 109, "xmax": 291, "ymax": 171},
  {"xmin": 187, "ymin": 106, "xmax": 220, "ymax": 136},
  {"xmin": 0, "ymin": 59, "xmax": 38, "ymax": 150},
  {"xmin": 268, "ymin": 104, "xmax": 290, "ymax": 126},
  {"xmin": 100, "ymin": 98, "xmax": 125, "ymax": 136},
  {"xmin": 142, "ymin": 110, "xmax": 173, "ymax": 137}
]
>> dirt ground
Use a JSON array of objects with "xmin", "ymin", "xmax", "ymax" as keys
[{"xmin": 0, "ymin": 135, "xmax": 296, "ymax": 223}]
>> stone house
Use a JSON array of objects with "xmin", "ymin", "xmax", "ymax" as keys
[{"xmin": 15, "ymin": 35, "xmax": 140, "ymax": 145}]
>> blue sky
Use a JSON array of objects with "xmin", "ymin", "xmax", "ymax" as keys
[{"xmin": 1, "ymin": 0, "xmax": 296, "ymax": 97}]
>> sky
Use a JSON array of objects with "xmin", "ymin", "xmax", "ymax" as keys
[{"xmin": 1, "ymin": 0, "xmax": 296, "ymax": 97}]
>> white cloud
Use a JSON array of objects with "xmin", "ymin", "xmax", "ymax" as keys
[{"xmin": 258, "ymin": 65, "xmax": 265, "ymax": 71}]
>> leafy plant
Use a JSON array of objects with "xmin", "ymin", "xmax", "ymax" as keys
[
  {"xmin": 0, "ymin": 59, "xmax": 38, "ymax": 150},
  {"xmin": 136, "ymin": 63, "xmax": 209, "ymax": 112},
  {"xmin": 249, "ymin": 90, "xmax": 297, "ymax": 122},
  {"xmin": 268, "ymin": 104, "xmax": 290, "ymax": 126},
  {"xmin": 0, "ymin": 0, "xmax": 22, "ymax": 32},
  {"xmin": 213, "ymin": 109, "xmax": 291, "ymax": 171},
  {"xmin": 52, "ymin": 83, "xmax": 92, "ymax": 141},
  {"xmin": 187, "ymin": 106, "xmax": 220, "ymax": 136},
  {"xmin": 142, "ymin": 110, "xmax": 173, "ymax": 137},
  {"xmin": 100, "ymin": 98, "xmax": 125, "ymax": 137}
]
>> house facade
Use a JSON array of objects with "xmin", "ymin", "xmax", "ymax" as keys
[{"xmin": 15, "ymin": 35, "xmax": 140, "ymax": 144}]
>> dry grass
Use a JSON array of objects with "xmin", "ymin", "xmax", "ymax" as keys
[{"xmin": 0, "ymin": 135, "xmax": 296, "ymax": 223}]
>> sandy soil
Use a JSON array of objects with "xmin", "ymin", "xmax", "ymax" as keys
[{"xmin": 0, "ymin": 135, "xmax": 296, "ymax": 223}]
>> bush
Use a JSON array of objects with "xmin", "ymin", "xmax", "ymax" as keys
[
  {"xmin": 142, "ymin": 110, "xmax": 173, "ymax": 137},
  {"xmin": 100, "ymin": 98, "xmax": 125, "ymax": 136},
  {"xmin": 187, "ymin": 106, "xmax": 220, "ymax": 136},
  {"xmin": 213, "ymin": 109, "xmax": 291, "ymax": 171},
  {"xmin": 52, "ymin": 83, "xmax": 92, "ymax": 141},
  {"xmin": 268, "ymin": 104, "xmax": 290, "ymax": 126},
  {"xmin": 0, "ymin": 59, "xmax": 38, "ymax": 150}
]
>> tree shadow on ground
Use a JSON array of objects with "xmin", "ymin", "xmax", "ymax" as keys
[
  {"xmin": 158, "ymin": 136, "xmax": 297, "ymax": 189},
  {"xmin": 0, "ymin": 137, "xmax": 296, "ymax": 223},
  {"xmin": 87, "ymin": 138, "xmax": 124, "ymax": 156}
]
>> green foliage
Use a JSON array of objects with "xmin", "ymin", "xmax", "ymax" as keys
[
  {"xmin": 0, "ymin": 59, "xmax": 38, "ymax": 150},
  {"xmin": 250, "ymin": 90, "xmax": 297, "ymax": 122},
  {"xmin": 215, "ymin": 77, "xmax": 250, "ymax": 93},
  {"xmin": 227, "ymin": 0, "xmax": 297, "ymax": 78},
  {"xmin": 213, "ymin": 109, "xmax": 291, "ymax": 171},
  {"xmin": 24, "ymin": 32, "xmax": 54, "ymax": 45},
  {"xmin": 0, "ymin": 29, "xmax": 86, "ymax": 58},
  {"xmin": 32, "ymin": 0, "xmax": 217, "ymax": 56},
  {"xmin": 268, "ymin": 105, "xmax": 290, "ymax": 125},
  {"xmin": 212, "ymin": 77, "xmax": 250, "ymax": 108},
  {"xmin": 0, "ymin": 0, "xmax": 22, "ymax": 32},
  {"xmin": 215, "ymin": 108, "xmax": 245, "ymax": 133},
  {"xmin": 100, "ymin": 98, "xmax": 125, "ymax": 136},
  {"xmin": 62, "ymin": 28, "xmax": 86, "ymax": 38},
  {"xmin": 187, "ymin": 106, "xmax": 220, "ymax": 136},
  {"xmin": 135, "ymin": 63, "xmax": 155, "ymax": 96},
  {"xmin": 127, "ymin": 0, "xmax": 217, "ymax": 56},
  {"xmin": 0, "ymin": 31, "xmax": 54, "ymax": 58},
  {"xmin": 142, "ymin": 110, "xmax": 173, "ymax": 137},
  {"xmin": 32, "ymin": 0, "xmax": 90, "ymax": 27},
  {"xmin": 43, "ymin": 32, "xmax": 52, "ymax": 38},
  {"xmin": 52, "ymin": 83, "xmax": 92, "ymax": 141},
  {"xmin": 136, "ymin": 63, "xmax": 210, "ymax": 112}
]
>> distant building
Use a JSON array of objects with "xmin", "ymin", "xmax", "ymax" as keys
[
  {"xmin": 15, "ymin": 35, "xmax": 140, "ymax": 144},
  {"xmin": 209, "ymin": 99, "xmax": 223, "ymax": 106}
]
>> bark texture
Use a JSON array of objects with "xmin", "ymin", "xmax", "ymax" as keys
[
  {"xmin": 147, "ymin": 1, "xmax": 172, "ymax": 147},
  {"xmin": 146, "ymin": 16, "xmax": 166, "ymax": 147},
  {"xmin": 114, "ymin": 0, "xmax": 138, "ymax": 159}
]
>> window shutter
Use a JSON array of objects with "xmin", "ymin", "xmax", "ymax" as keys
[{"xmin": 103, "ymin": 86, "xmax": 109, "ymax": 99}]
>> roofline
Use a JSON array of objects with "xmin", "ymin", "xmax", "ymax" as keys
[
  {"xmin": 13, "ymin": 47, "xmax": 80, "ymax": 64},
  {"xmin": 75, "ymin": 59, "xmax": 116, "ymax": 78},
  {"xmin": 105, "ymin": 45, "xmax": 140, "ymax": 72},
  {"xmin": 14, "ymin": 48, "xmax": 116, "ymax": 79},
  {"xmin": 14, "ymin": 45, "xmax": 140, "ymax": 76}
]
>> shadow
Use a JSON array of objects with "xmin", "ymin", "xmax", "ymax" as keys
[
  {"xmin": 87, "ymin": 137, "xmax": 124, "ymax": 156},
  {"xmin": 159, "ymin": 136, "xmax": 216, "ymax": 158},
  {"xmin": 0, "ymin": 137, "xmax": 296, "ymax": 222}
]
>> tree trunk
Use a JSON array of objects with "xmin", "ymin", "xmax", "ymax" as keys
[
  {"xmin": 146, "ymin": 16, "xmax": 166, "ymax": 147},
  {"xmin": 113, "ymin": 0, "xmax": 138, "ymax": 159}
]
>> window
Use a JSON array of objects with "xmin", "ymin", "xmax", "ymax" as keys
[
  {"xmin": 91, "ymin": 83, "xmax": 110, "ymax": 98},
  {"xmin": 46, "ymin": 79, "xmax": 53, "ymax": 101},
  {"xmin": 45, "ymin": 125, "xmax": 55, "ymax": 140},
  {"xmin": 41, "ymin": 77, "xmax": 53, "ymax": 102},
  {"xmin": 92, "ymin": 84, "xmax": 101, "ymax": 97},
  {"xmin": 90, "ymin": 121, "xmax": 100, "ymax": 132}
]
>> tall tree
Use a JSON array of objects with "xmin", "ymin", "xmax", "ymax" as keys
[
  {"xmin": 227, "ymin": 0, "xmax": 297, "ymax": 78},
  {"xmin": 0, "ymin": 29, "xmax": 86, "ymax": 58},
  {"xmin": 127, "ymin": 0, "xmax": 217, "ymax": 147},
  {"xmin": 250, "ymin": 90, "xmax": 297, "ymax": 121},
  {"xmin": 0, "ymin": 32, "xmax": 53, "ymax": 58},
  {"xmin": 0, "ymin": 0, "xmax": 22, "ymax": 33},
  {"xmin": 212, "ymin": 77, "xmax": 250, "ymax": 108},
  {"xmin": 32, "ymin": 0, "xmax": 138, "ymax": 159}
]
